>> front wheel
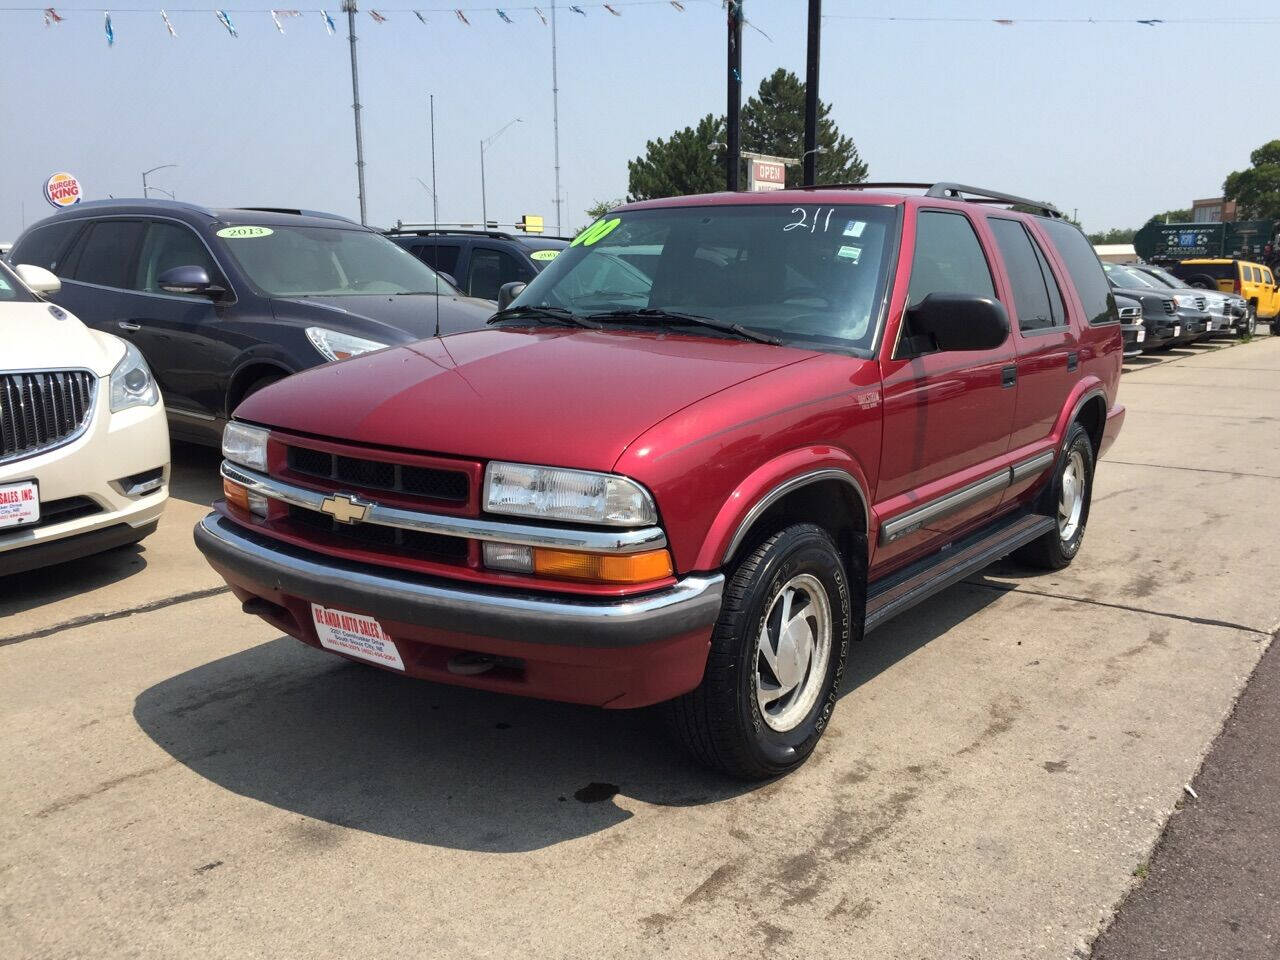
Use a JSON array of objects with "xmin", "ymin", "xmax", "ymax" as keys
[
  {"xmin": 1013, "ymin": 422, "xmax": 1095, "ymax": 571},
  {"xmin": 668, "ymin": 523, "xmax": 853, "ymax": 780}
]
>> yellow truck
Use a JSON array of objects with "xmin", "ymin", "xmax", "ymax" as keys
[{"xmin": 1172, "ymin": 258, "xmax": 1280, "ymax": 333}]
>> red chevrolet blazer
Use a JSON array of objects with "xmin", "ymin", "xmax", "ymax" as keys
[{"xmin": 196, "ymin": 183, "xmax": 1125, "ymax": 779}]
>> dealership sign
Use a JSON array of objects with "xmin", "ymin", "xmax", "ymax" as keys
[
  {"xmin": 749, "ymin": 158, "xmax": 787, "ymax": 192},
  {"xmin": 43, "ymin": 172, "xmax": 83, "ymax": 208}
]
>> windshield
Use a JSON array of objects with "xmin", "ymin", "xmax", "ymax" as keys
[
  {"xmin": 511, "ymin": 204, "xmax": 899, "ymax": 351},
  {"xmin": 0, "ymin": 261, "xmax": 36, "ymax": 303},
  {"xmin": 1103, "ymin": 263, "xmax": 1162, "ymax": 290},
  {"xmin": 217, "ymin": 224, "xmax": 452, "ymax": 297}
]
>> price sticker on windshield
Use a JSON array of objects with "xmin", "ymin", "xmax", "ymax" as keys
[
  {"xmin": 216, "ymin": 226, "xmax": 274, "ymax": 239},
  {"xmin": 571, "ymin": 217, "xmax": 622, "ymax": 247},
  {"xmin": 530, "ymin": 249, "xmax": 560, "ymax": 262}
]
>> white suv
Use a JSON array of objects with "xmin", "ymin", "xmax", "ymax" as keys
[{"xmin": 1, "ymin": 259, "xmax": 169, "ymax": 575}]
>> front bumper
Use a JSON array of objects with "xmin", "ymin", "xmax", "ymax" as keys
[
  {"xmin": 1174, "ymin": 308, "xmax": 1209, "ymax": 342},
  {"xmin": 194, "ymin": 513, "xmax": 725, "ymax": 708},
  {"xmin": 1121, "ymin": 322, "xmax": 1145, "ymax": 357},
  {"xmin": 1, "ymin": 389, "xmax": 169, "ymax": 575}
]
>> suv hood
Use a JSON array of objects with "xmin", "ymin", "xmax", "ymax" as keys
[
  {"xmin": 235, "ymin": 327, "xmax": 818, "ymax": 470},
  {"xmin": 1, "ymin": 302, "xmax": 124, "ymax": 376},
  {"xmin": 273, "ymin": 292, "xmax": 494, "ymax": 342}
]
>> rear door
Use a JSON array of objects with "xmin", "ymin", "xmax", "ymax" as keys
[
  {"xmin": 55, "ymin": 218, "xmax": 147, "ymax": 337},
  {"xmin": 988, "ymin": 216, "xmax": 1076, "ymax": 452}
]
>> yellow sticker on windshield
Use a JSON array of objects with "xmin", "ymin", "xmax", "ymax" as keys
[
  {"xmin": 216, "ymin": 226, "xmax": 274, "ymax": 239},
  {"xmin": 570, "ymin": 217, "xmax": 621, "ymax": 247},
  {"xmin": 530, "ymin": 249, "xmax": 560, "ymax": 262}
]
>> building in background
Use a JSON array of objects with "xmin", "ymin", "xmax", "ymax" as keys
[{"xmin": 1192, "ymin": 197, "xmax": 1238, "ymax": 223}]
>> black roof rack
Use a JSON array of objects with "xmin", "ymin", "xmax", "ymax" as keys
[
  {"xmin": 234, "ymin": 206, "xmax": 358, "ymax": 224},
  {"xmin": 388, "ymin": 226, "xmax": 519, "ymax": 241},
  {"xmin": 805, "ymin": 181, "xmax": 1063, "ymax": 218}
]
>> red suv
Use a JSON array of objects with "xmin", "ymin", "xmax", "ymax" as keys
[{"xmin": 196, "ymin": 183, "xmax": 1124, "ymax": 779}]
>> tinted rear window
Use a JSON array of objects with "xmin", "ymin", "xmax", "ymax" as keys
[
  {"xmin": 1039, "ymin": 219, "xmax": 1116, "ymax": 324},
  {"xmin": 989, "ymin": 217, "xmax": 1061, "ymax": 332},
  {"xmin": 9, "ymin": 219, "xmax": 83, "ymax": 274},
  {"xmin": 68, "ymin": 220, "xmax": 146, "ymax": 289}
]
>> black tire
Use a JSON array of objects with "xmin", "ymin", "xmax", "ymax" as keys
[
  {"xmin": 1012, "ymin": 422, "xmax": 1095, "ymax": 571},
  {"xmin": 667, "ymin": 523, "xmax": 854, "ymax": 780},
  {"xmin": 1272, "ymin": 319, "xmax": 1280, "ymax": 337}
]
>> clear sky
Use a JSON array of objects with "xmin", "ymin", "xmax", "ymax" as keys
[{"xmin": 1, "ymin": 0, "xmax": 1276, "ymax": 243}]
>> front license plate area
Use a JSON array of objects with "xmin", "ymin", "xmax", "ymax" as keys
[
  {"xmin": 0, "ymin": 480, "xmax": 40, "ymax": 529},
  {"xmin": 311, "ymin": 603, "xmax": 405, "ymax": 670}
]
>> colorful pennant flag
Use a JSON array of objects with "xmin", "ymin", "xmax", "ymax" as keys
[
  {"xmin": 161, "ymin": 8, "xmax": 176, "ymax": 35},
  {"xmin": 454, "ymin": 9, "xmax": 469, "ymax": 24},
  {"xmin": 496, "ymin": 9, "xmax": 513, "ymax": 23},
  {"xmin": 533, "ymin": 6, "xmax": 546, "ymax": 25},
  {"xmin": 670, "ymin": 1, "xmax": 684, "ymax": 10},
  {"xmin": 103, "ymin": 10, "xmax": 114, "ymax": 45},
  {"xmin": 215, "ymin": 9, "xmax": 237, "ymax": 37},
  {"xmin": 603, "ymin": 4, "xmax": 621, "ymax": 15},
  {"xmin": 569, "ymin": 5, "xmax": 585, "ymax": 15},
  {"xmin": 321, "ymin": 9, "xmax": 336, "ymax": 34},
  {"xmin": 369, "ymin": 10, "xmax": 387, "ymax": 22},
  {"xmin": 414, "ymin": 10, "xmax": 428, "ymax": 24},
  {"xmin": 42, "ymin": 7, "xmax": 64, "ymax": 26}
]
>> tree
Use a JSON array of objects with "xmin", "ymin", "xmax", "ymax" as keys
[
  {"xmin": 1087, "ymin": 227, "xmax": 1137, "ymax": 245},
  {"xmin": 1145, "ymin": 208, "xmax": 1192, "ymax": 225},
  {"xmin": 626, "ymin": 114, "xmax": 725, "ymax": 202},
  {"xmin": 1223, "ymin": 140, "xmax": 1280, "ymax": 219},
  {"xmin": 585, "ymin": 198, "xmax": 624, "ymax": 220},
  {"xmin": 740, "ymin": 69, "xmax": 867, "ymax": 187}
]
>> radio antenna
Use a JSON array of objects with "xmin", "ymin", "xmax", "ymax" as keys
[{"xmin": 431, "ymin": 92, "xmax": 442, "ymax": 339}]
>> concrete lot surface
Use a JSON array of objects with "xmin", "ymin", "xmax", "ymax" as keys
[{"xmin": 2, "ymin": 336, "xmax": 1277, "ymax": 959}]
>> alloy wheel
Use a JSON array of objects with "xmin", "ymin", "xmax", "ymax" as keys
[
  {"xmin": 755, "ymin": 573, "xmax": 833, "ymax": 732},
  {"xmin": 1059, "ymin": 449, "xmax": 1086, "ymax": 542}
]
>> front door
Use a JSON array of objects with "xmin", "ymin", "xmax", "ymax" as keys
[{"xmin": 875, "ymin": 208, "xmax": 1017, "ymax": 573}]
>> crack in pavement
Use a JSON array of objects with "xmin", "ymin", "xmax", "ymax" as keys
[
  {"xmin": 1, "ymin": 586, "xmax": 232, "ymax": 648},
  {"xmin": 1104, "ymin": 459, "xmax": 1280, "ymax": 481},
  {"xmin": 964, "ymin": 580, "xmax": 1272, "ymax": 637}
]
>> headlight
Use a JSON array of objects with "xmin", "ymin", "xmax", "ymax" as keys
[
  {"xmin": 109, "ymin": 341, "xmax": 159, "ymax": 412},
  {"xmin": 222, "ymin": 421, "xmax": 269, "ymax": 472},
  {"xmin": 305, "ymin": 327, "xmax": 388, "ymax": 362},
  {"xmin": 483, "ymin": 461, "xmax": 658, "ymax": 526}
]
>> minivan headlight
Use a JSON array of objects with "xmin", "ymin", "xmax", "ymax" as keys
[
  {"xmin": 222, "ymin": 421, "xmax": 269, "ymax": 472},
  {"xmin": 306, "ymin": 327, "xmax": 387, "ymax": 362},
  {"xmin": 483, "ymin": 461, "xmax": 658, "ymax": 526},
  {"xmin": 109, "ymin": 341, "xmax": 159, "ymax": 412}
]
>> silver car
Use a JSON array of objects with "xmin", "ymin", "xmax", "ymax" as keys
[{"xmin": 1126, "ymin": 262, "xmax": 1251, "ymax": 337}]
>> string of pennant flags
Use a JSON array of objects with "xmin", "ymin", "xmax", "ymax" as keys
[{"xmin": 18, "ymin": 5, "xmax": 1280, "ymax": 46}]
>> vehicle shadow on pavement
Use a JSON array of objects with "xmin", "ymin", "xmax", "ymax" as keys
[
  {"xmin": 133, "ymin": 582, "xmax": 1004, "ymax": 852},
  {"xmin": 168, "ymin": 441, "xmax": 224, "ymax": 507},
  {"xmin": 0, "ymin": 544, "xmax": 147, "ymax": 621}
]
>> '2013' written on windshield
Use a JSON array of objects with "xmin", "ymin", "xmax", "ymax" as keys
[{"xmin": 782, "ymin": 207, "xmax": 837, "ymax": 234}]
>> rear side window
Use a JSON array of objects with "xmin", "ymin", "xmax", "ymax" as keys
[
  {"xmin": 1250, "ymin": 265, "xmax": 1263, "ymax": 282},
  {"xmin": 412, "ymin": 243, "xmax": 461, "ymax": 278},
  {"xmin": 1039, "ymin": 219, "xmax": 1116, "ymax": 324},
  {"xmin": 467, "ymin": 247, "xmax": 527, "ymax": 301},
  {"xmin": 66, "ymin": 220, "xmax": 146, "ymax": 289},
  {"xmin": 907, "ymin": 211, "xmax": 995, "ymax": 306},
  {"xmin": 134, "ymin": 221, "xmax": 220, "ymax": 294},
  {"xmin": 989, "ymin": 218, "xmax": 1065, "ymax": 332},
  {"xmin": 9, "ymin": 220, "xmax": 83, "ymax": 274}
]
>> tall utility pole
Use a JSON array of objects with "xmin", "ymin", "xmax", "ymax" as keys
[
  {"xmin": 429, "ymin": 94, "xmax": 439, "ymax": 227},
  {"xmin": 802, "ymin": 0, "xmax": 822, "ymax": 187},
  {"xmin": 343, "ymin": 0, "xmax": 367, "ymax": 225},
  {"xmin": 725, "ymin": 1, "xmax": 742, "ymax": 191},
  {"xmin": 550, "ymin": 1, "xmax": 563, "ymax": 234},
  {"xmin": 480, "ymin": 118, "xmax": 522, "ymax": 230}
]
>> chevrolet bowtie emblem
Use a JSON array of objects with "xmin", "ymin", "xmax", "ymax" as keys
[{"xmin": 321, "ymin": 493, "xmax": 371, "ymax": 524}]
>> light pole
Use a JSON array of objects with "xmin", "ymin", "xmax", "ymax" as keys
[
  {"xmin": 142, "ymin": 163, "xmax": 177, "ymax": 199},
  {"xmin": 480, "ymin": 117, "xmax": 521, "ymax": 230}
]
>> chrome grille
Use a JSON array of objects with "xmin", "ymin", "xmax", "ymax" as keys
[
  {"xmin": 0, "ymin": 370, "xmax": 97, "ymax": 464},
  {"xmin": 1118, "ymin": 305, "xmax": 1141, "ymax": 321},
  {"xmin": 1194, "ymin": 296, "xmax": 1207, "ymax": 310},
  {"xmin": 1162, "ymin": 300, "xmax": 1176, "ymax": 315}
]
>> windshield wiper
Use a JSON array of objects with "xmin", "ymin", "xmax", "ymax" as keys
[
  {"xmin": 584, "ymin": 308, "xmax": 781, "ymax": 345},
  {"xmin": 487, "ymin": 305, "xmax": 602, "ymax": 329}
]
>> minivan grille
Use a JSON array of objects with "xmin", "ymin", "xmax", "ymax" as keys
[
  {"xmin": 1194, "ymin": 295, "xmax": 1207, "ymax": 310},
  {"xmin": 0, "ymin": 370, "xmax": 96, "ymax": 464},
  {"xmin": 1162, "ymin": 300, "xmax": 1176, "ymax": 315}
]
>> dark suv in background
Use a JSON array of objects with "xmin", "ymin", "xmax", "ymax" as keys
[
  {"xmin": 7, "ymin": 200, "xmax": 493, "ymax": 445},
  {"xmin": 387, "ymin": 228, "xmax": 569, "ymax": 302}
]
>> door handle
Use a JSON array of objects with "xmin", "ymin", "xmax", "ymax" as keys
[
  {"xmin": 1067, "ymin": 351, "xmax": 1079, "ymax": 371},
  {"xmin": 117, "ymin": 321, "xmax": 141, "ymax": 332},
  {"xmin": 1001, "ymin": 364, "xmax": 1017, "ymax": 388}
]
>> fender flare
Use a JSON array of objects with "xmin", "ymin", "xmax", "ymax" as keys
[
  {"xmin": 1054, "ymin": 379, "xmax": 1108, "ymax": 452},
  {"xmin": 694, "ymin": 447, "xmax": 874, "ymax": 570},
  {"xmin": 225, "ymin": 349, "xmax": 297, "ymax": 419}
]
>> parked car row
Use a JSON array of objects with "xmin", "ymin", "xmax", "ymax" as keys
[{"xmin": 1102, "ymin": 261, "xmax": 1250, "ymax": 353}]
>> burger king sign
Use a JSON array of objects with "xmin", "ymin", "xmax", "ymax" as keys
[{"xmin": 44, "ymin": 172, "xmax": 83, "ymax": 208}]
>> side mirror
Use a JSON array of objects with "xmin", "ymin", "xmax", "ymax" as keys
[
  {"xmin": 15, "ymin": 263, "xmax": 60, "ymax": 295},
  {"xmin": 497, "ymin": 281, "xmax": 527, "ymax": 311},
  {"xmin": 158, "ymin": 265, "xmax": 221, "ymax": 297},
  {"xmin": 438, "ymin": 272, "xmax": 459, "ymax": 289},
  {"xmin": 901, "ymin": 293, "xmax": 1009, "ymax": 356}
]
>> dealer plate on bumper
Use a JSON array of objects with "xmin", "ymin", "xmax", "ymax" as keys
[
  {"xmin": 311, "ymin": 603, "xmax": 405, "ymax": 670},
  {"xmin": 0, "ymin": 480, "xmax": 39, "ymax": 530}
]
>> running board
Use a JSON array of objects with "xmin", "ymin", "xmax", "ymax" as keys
[{"xmin": 865, "ymin": 512, "xmax": 1056, "ymax": 632}]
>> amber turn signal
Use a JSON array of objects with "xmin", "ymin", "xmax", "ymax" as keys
[
  {"xmin": 223, "ymin": 477, "xmax": 250, "ymax": 512},
  {"xmin": 532, "ymin": 547, "xmax": 673, "ymax": 584}
]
